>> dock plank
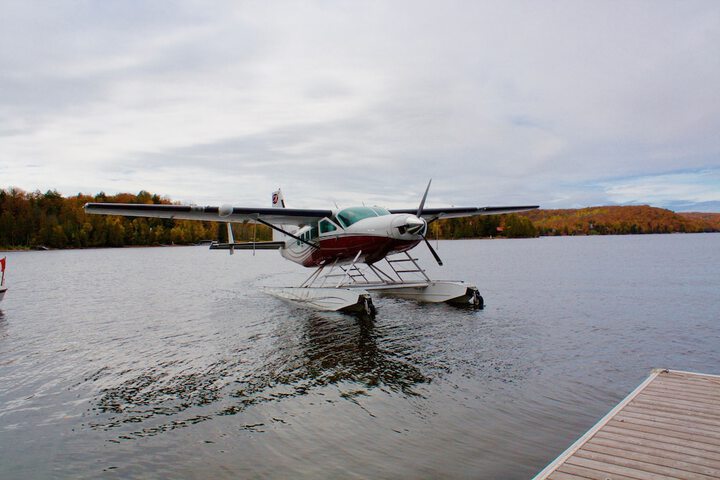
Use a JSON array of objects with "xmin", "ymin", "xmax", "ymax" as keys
[
  {"xmin": 629, "ymin": 397, "xmax": 720, "ymax": 419},
  {"xmin": 595, "ymin": 430, "xmax": 720, "ymax": 462},
  {"xmin": 630, "ymin": 399, "xmax": 720, "ymax": 421},
  {"xmin": 614, "ymin": 413, "xmax": 720, "ymax": 439},
  {"xmin": 589, "ymin": 435, "xmax": 720, "ymax": 470},
  {"xmin": 565, "ymin": 456, "xmax": 683, "ymax": 480},
  {"xmin": 547, "ymin": 471, "xmax": 588, "ymax": 480},
  {"xmin": 606, "ymin": 418, "xmax": 720, "ymax": 447},
  {"xmin": 581, "ymin": 441, "xmax": 720, "ymax": 477},
  {"xmin": 573, "ymin": 449, "xmax": 717, "ymax": 479},
  {"xmin": 642, "ymin": 386, "xmax": 720, "ymax": 405},
  {"xmin": 533, "ymin": 370, "xmax": 720, "ymax": 480},
  {"xmin": 602, "ymin": 425, "xmax": 720, "ymax": 455},
  {"xmin": 621, "ymin": 405, "xmax": 720, "ymax": 429},
  {"xmin": 616, "ymin": 410, "xmax": 720, "ymax": 437},
  {"xmin": 555, "ymin": 463, "xmax": 641, "ymax": 480},
  {"xmin": 639, "ymin": 390, "xmax": 720, "ymax": 409},
  {"xmin": 650, "ymin": 380, "xmax": 720, "ymax": 398}
]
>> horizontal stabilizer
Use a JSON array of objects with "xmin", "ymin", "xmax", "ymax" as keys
[{"xmin": 209, "ymin": 241, "xmax": 285, "ymax": 250}]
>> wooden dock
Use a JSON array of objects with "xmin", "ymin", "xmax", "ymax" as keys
[{"xmin": 533, "ymin": 369, "xmax": 720, "ymax": 480}]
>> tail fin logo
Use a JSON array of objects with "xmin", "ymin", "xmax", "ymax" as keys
[{"xmin": 272, "ymin": 189, "xmax": 285, "ymax": 208}]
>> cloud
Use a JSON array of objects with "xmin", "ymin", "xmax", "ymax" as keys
[
  {"xmin": 598, "ymin": 169, "xmax": 720, "ymax": 209},
  {"xmin": 1, "ymin": 1, "xmax": 719, "ymax": 210}
]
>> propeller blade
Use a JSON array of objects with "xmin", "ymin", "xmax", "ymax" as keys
[
  {"xmin": 422, "ymin": 235, "xmax": 443, "ymax": 266},
  {"xmin": 417, "ymin": 179, "xmax": 432, "ymax": 217}
]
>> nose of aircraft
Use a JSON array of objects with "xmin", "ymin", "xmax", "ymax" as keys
[
  {"xmin": 392, "ymin": 215, "xmax": 426, "ymax": 236},
  {"xmin": 405, "ymin": 216, "xmax": 425, "ymax": 235}
]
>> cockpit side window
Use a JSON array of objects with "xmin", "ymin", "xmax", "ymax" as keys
[{"xmin": 319, "ymin": 218, "xmax": 338, "ymax": 234}]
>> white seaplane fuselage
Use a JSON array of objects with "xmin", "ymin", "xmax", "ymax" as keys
[{"xmin": 279, "ymin": 207, "xmax": 426, "ymax": 267}]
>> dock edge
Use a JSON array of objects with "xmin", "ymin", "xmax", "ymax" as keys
[{"xmin": 531, "ymin": 368, "xmax": 720, "ymax": 479}]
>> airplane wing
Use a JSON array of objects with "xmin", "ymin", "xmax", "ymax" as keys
[
  {"xmin": 84, "ymin": 203, "xmax": 332, "ymax": 226},
  {"xmin": 389, "ymin": 205, "xmax": 539, "ymax": 221}
]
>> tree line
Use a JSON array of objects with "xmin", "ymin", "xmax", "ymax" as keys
[
  {"xmin": 0, "ymin": 188, "xmax": 270, "ymax": 249},
  {"xmin": 520, "ymin": 206, "xmax": 720, "ymax": 236},
  {"xmin": 1, "ymin": 188, "xmax": 718, "ymax": 249}
]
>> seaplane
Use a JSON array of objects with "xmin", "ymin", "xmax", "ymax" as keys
[{"xmin": 84, "ymin": 181, "xmax": 537, "ymax": 315}]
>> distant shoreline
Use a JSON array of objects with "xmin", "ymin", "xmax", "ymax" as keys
[
  {"xmin": 3, "ymin": 231, "xmax": 718, "ymax": 253},
  {"xmin": 2, "ymin": 189, "xmax": 718, "ymax": 250},
  {"xmin": 0, "ymin": 244, "xmax": 200, "ymax": 252}
]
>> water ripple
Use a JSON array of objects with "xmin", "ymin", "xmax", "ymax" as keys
[
  {"xmin": 86, "ymin": 312, "xmax": 434, "ymax": 438},
  {"xmin": 0, "ymin": 236, "xmax": 718, "ymax": 478}
]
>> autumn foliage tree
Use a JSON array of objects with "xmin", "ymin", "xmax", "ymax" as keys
[
  {"xmin": 519, "ymin": 206, "xmax": 718, "ymax": 236},
  {"xmin": 430, "ymin": 214, "xmax": 537, "ymax": 239},
  {"xmin": 0, "ymin": 188, "xmax": 271, "ymax": 249}
]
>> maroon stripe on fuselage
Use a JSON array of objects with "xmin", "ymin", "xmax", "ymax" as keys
[{"xmin": 303, "ymin": 235, "xmax": 420, "ymax": 267}]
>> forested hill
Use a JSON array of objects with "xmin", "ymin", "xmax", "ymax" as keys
[
  {"xmin": 678, "ymin": 212, "xmax": 720, "ymax": 231},
  {"xmin": 519, "ymin": 205, "xmax": 720, "ymax": 236},
  {"xmin": 429, "ymin": 205, "xmax": 720, "ymax": 239},
  {"xmin": 1, "ymin": 188, "xmax": 719, "ymax": 249}
]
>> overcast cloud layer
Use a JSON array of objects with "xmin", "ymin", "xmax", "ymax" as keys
[{"xmin": 1, "ymin": 1, "xmax": 719, "ymax": 210}]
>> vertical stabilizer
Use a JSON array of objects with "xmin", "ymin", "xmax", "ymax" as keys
[
  {"xmin": 271, "ymin": 189, "xmax": 286, "ymax": 241},
  {"xmin": 272, "ymin": 189, "xmax": 286, "ymax": 208}
]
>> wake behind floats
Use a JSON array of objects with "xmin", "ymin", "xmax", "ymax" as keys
[{"xmin": 84, "ymin": 181, "xmax": 538, "ymax": 315}]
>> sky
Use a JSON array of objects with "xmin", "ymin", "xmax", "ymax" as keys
[{"xmin": 1, "ymin": 1, "xmax": 719, "ymax": 211}]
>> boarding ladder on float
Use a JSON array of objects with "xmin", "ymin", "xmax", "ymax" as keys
[{"xmin": 298, "ymin": 251, "xmax": 483, "ymax": 309}]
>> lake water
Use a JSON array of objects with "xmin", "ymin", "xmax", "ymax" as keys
[{"xmin": 1, "ymin": 234, "xmax": 719, "ymax": 479}]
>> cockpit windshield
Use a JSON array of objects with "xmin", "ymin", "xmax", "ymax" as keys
[{"xmin": 334, "ymin": 206, "xmax": 389, "ymax": 228}]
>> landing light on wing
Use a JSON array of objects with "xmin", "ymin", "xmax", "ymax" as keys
[{"xmin": 219, "ymin": 204, "xmax": 233, "ymax": 217}]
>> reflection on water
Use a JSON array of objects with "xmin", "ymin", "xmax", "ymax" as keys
[
  {"xmin": 0, "ymin": 309, "xmax": 6, "ymax": 342},
  {"xmin": 90, "ymin": 312, "xmax": 429, "ymax": 438}
]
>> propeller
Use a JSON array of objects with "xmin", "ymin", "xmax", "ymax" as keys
[
  {"xmin": 417, "ymin": 179, "xmax": 431, "ymax": 217},
  {"xmin": 422, "ymin": 235, "xmax": 443, "ymax": 266},
  {"xmin": 416, "ymin": 179, "xmax": 443, "ymax": 266}
]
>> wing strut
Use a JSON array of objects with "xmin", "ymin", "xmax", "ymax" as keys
[
  {"xmin": 226, "ymin": 223, "xmax": 235, "ymax": 255},
  {"xmin": 255, "ymin": 218, "xmax": 319, "ymax": 249}
]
